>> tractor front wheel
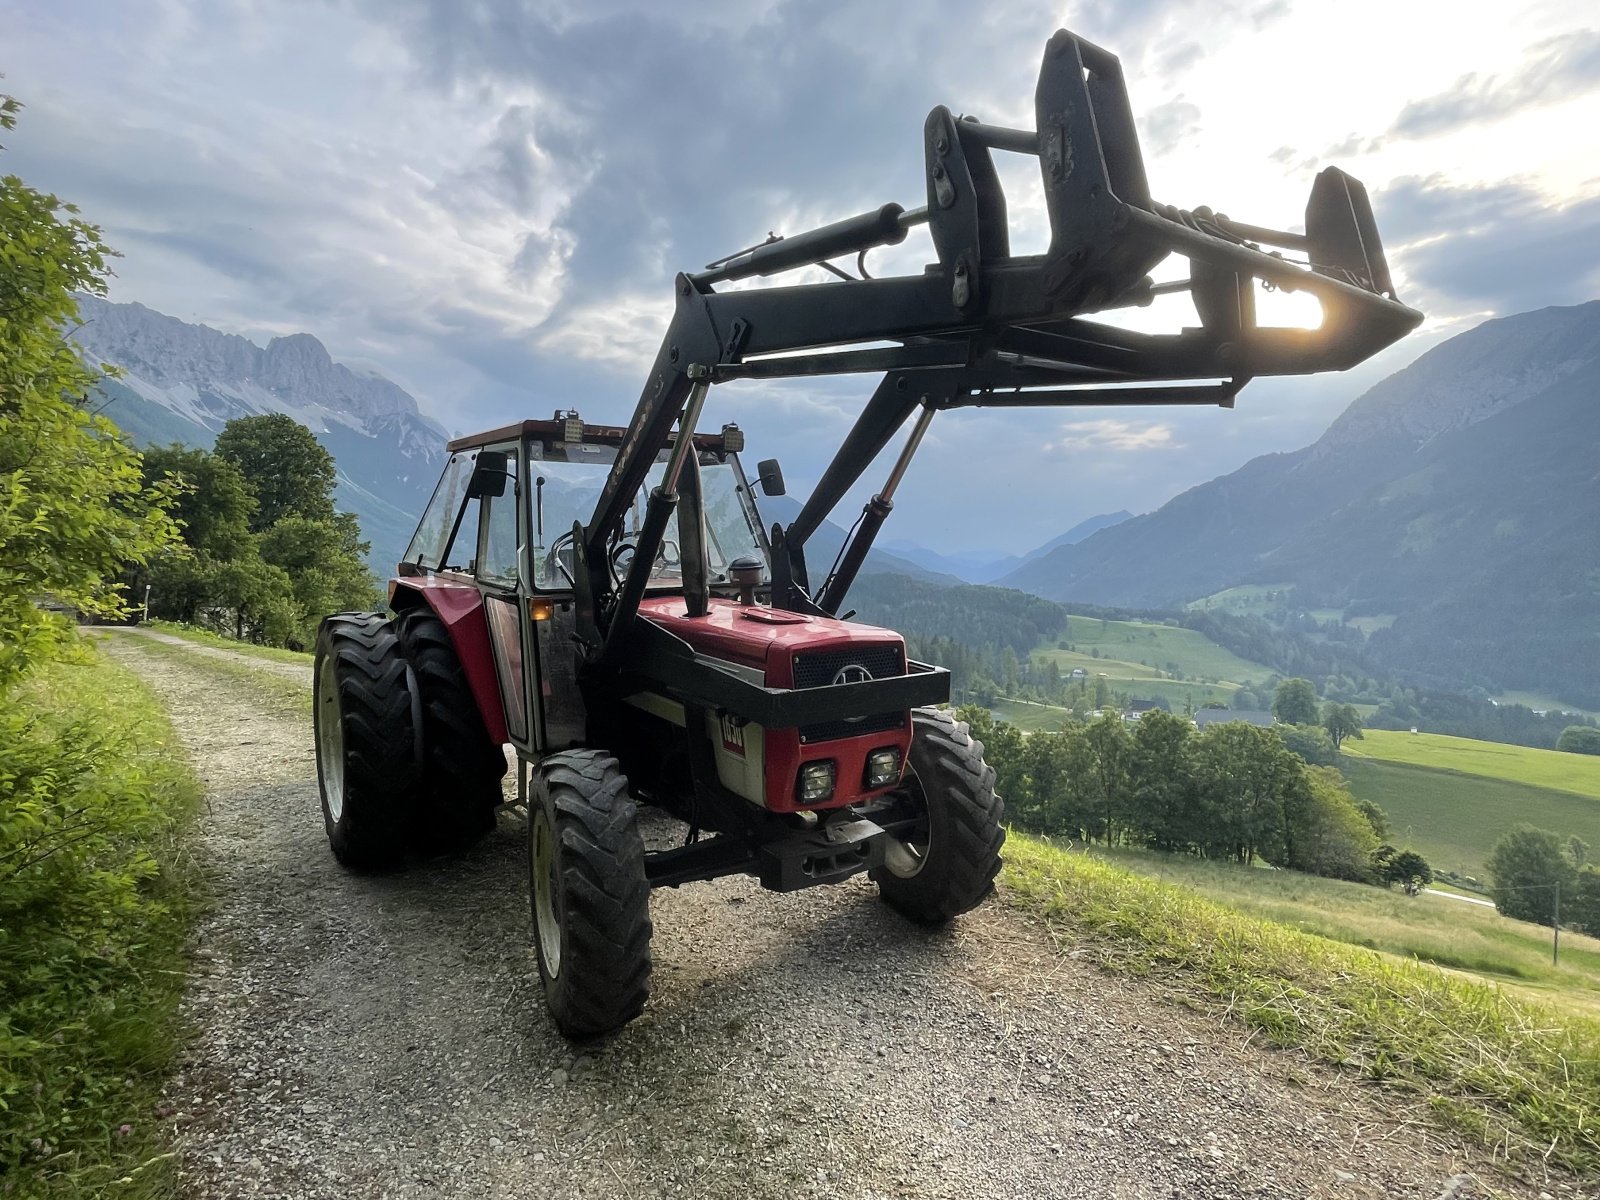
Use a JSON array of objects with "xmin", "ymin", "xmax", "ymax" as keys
[
  {"xmin": 530, "ymin": 751, "xmax": 653, "ymax": 1038},
  {"xmin": 871, "ymin": 707, "xmax": 1005, "ymax": 924},
  {"xmin": 313, "ymin": 613, "xmax": 421, "ymax": 871}
]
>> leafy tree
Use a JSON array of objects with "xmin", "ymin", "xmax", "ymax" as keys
[
  {"xmin": 1568, "ymin": 866, "xmax": 1600, "ymax": 936},
  {"xmin": 213, "ymin": 413, "xmax": 337, "ymax": 531},
  {"xmin": 1282, "ymin": 767, "xmax": 1380, "ymax": 881},
  {"xmin": 1486, "ymin": 826, "xmax": 1577, "ymax": 926},
  {"xmin": 1323, "ymin": 702, "xmax": 1365, "ymax": 751},
  {"xmin": 1231, "ymin": 687, "xmax": 1260, "ymax": 710},
  {"xmin": 1353, "ymin": 796, "xmax": 1391, "ymax": 841},
  {"xmin": 1278, "ymin": 723, "xmax": 1337, "ymax": 766},
  {"xmin": 1127, "ymin": 710, "xmax": 1195, "ymax": 852},
  {"xmin": 0, "ymin": 95, "xmax": 177, "ymax": 687},
  {"xmin": 139, "ymin": 444, "xmax": 255, "ymax": 558},
  {"xmin": 1022, "ymin": 727, "xmax": 1095, "ymax": 837},
  {"xmin": 1556, "ymin": 726, "xmax": 1600, "ymax": 756},
  {"xmin": 1372, "ymin": 845, "xmax": 1433, "ymax": 893},
  {"xmin": 1084, "ymin": 712, "xmax": 1132, "ymax": 845},
  {"xmin": 1189, "ymin": 722, "xmax": 1302, "ymax": 864},
  {"xmin": 956, "ymin": 706, "xmax": 1027, "ymax": 816},
  {"xmin": 259, "ymin": 512, "xmax": 378, "ymax": 645},
  {"xmin": 1272, "ymin": 677, "xmax": 1320, "ymax": 726}
]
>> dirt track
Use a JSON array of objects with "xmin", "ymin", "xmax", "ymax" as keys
[{"xmin": 105, "ymin": 629, "xmax": 1544, "ymax": 1200}]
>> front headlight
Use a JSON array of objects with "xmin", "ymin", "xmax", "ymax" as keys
[
  {"xmin": 797, "ymin": 760, "xmax": 836, "ymax": 805},
  {"xmin": 864, "ymin": 747, "xmax": 902, "ymax": 788}
]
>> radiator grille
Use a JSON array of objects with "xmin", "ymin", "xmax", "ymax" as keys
[
  {"xmin": 793, "ymin": 643, "xmax": 907, "ymax": 744},
  {"xmin": 791, "ymin": 644, "xmax": 904, "ymax": 689}
]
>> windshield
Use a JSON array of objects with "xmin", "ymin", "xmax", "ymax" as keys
[{"xmin": 529, "ymin": 444, "xmax": 767, "ymax": 591}]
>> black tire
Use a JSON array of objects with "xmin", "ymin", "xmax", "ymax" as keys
[
  {"xmin": 871, "ymin": 707, "xmax": 1006, "ymax": 924},
  {"xmin": 530, "ymin": 751, "xmax": 653, "ymax": 1038},
  {"xmin": 313, "ymin": 613, "xmax": 421, "ymax": 870},
  {"xmin": 395, "ymin": 608, "xmax": 507, "ymax": 852}
]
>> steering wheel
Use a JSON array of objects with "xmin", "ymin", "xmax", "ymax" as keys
[
  {"xmin": 609, "ymin": 538, "xmax": 680, "ymax": 581},
  {"xmin": 542, "ymin": 530, "xmax": 577, "ymax": 585}
]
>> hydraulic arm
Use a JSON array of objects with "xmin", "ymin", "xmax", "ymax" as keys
[{"xmin": 579, "ymin": 28, "xmax": 1422, "ymax": 652}]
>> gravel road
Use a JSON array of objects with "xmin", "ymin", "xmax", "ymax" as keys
[{"xmin": 104, "ymin": 630, "xmax": 1563, "ymax": 1200}]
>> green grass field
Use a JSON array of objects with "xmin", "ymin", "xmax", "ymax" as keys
[
  {"xmin": 1340, "ymin": 758, "xmax": 1600, "ymax": 881},
  {"xmin": 1345, "ymin": 728, "xmax": 1600, "ymax": 799},
  {"xmin": 1026, "ymin": 613, "xmax": 1273, "ymax": 710},
  {"xmin": 1071, "ymin": 843, "xmax": 1600, "ymax": 1017}
]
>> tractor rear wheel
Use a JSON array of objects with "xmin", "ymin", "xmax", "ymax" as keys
[
  {"xmin": 871, "ymin": 707, "xmax": 1005, "ymax": 924},
  {"xmin": 395, "ymin": 608, "xmax": 506, "ymax": 852},
  {"xmin": 313, "ymin": 612, "xmax": 421, "ymax": 871},
  {"xmin": 530, "ymin": 751, "xmax": 653, "ymax": 1038}
]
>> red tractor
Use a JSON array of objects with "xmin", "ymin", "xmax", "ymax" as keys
[{"xmin": 312, "ymin": 29, "xmax": 1420, "ymax": 1036}]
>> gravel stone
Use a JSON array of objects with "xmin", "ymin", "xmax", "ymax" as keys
[{"xmin": 106, "ymin": 629, "xmax": 1571, "ymax": 1200}]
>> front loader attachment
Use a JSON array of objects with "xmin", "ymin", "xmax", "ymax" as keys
[{"xmin": 582, "ymin": 26, "xmax": 1423, "ymax": 645}]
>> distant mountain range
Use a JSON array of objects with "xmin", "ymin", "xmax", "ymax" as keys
[
  {"xmin": 1000, "ymin": 301, "xmax": 1600, "ymax": 708},
  {"xmin": 72, "ymin": 296, "xmax": 447, "ymax": 567},
  {"xmin": 881, "ymin": 510, "xmax": 1132, "ymax": 583}
]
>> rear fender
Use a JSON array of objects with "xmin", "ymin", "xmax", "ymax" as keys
[{"xmin": 389, "ymin": 578, "xmax": 510, "ymax": 745}]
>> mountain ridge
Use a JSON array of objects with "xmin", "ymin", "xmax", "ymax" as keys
[
  {"xmin": 999, "ymin": 301, "xmax": 1600, "ymax": 707},
  {"xmin": 72, "ymin": 296, "xmax": 449, "ymax": 567}
]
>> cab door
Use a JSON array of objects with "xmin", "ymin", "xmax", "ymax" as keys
[{"xmin": 471, "ymin": 441, "xmax": 540, "ymax": 752}]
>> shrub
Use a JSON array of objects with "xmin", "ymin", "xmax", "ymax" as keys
[{"xmin": 0, "ymin": 651, "xmax": 200, "ymax": 1194}]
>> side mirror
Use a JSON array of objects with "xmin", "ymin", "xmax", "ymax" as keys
[
  {"xmin": 467, "ymin": 450, "xmax": 510, "ymax": 498},
  {"xmin": 756, "ymin": 458, "xmax": 786, "ymax": 497}
]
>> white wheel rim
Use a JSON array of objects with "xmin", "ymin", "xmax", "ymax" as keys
[
  {"xmin": 532, "ymin": 807, "xmax": 562, "ymax": 978},
  {"xmin": 883, "ymin": 769, "xmax": 931, "ymax": 879},
  {"xmin": 314, "ymin": 659, "xmax": 346, "ymax": 822}
]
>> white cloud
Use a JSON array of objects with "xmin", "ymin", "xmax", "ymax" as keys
[{"xmin": 1045, "ymin": 419, "xmax": 1182, "ymax": 453}]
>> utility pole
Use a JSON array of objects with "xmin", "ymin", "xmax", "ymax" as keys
[{"xmin": 1553, "ymin": 879, "xmax": 1561, "ymax": 967}]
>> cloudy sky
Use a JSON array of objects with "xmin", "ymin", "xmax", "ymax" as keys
[{"xmin": 7, "ymin": 0, "xmax": 1598, "ymax": 555}]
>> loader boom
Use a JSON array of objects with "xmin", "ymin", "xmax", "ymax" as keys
[{"xmin": 579, "ymin": 27, "xmax": 1421, "ymax": 659}]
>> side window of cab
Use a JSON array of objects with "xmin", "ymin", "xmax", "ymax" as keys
[{"xmin": 475, "ymin": 444, "xmax": 521, "ymax": 589}]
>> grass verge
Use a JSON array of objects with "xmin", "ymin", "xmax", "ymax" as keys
[
  {"xmin": 1001, "ymin": 834, "xmax": 1600, "ymax": 1176},
  {"xmin": 0, "ymin": 648, "xmax": 203, "ymax": 1198},
  {"xmin": 144, "ymin": 620, "xmax": 312, "ymax": 666}
]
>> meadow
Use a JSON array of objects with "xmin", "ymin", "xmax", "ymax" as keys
[
  {"xmin": 1063, "ymin": 842, "xmax": 1600, "ymax": 1017},
  {"xmin": 1341, "ymin": 758, "xmax": 1600, "ymax": 881},
  {"xmin": 1344, "ymin": 728, "xmax": 1600, "ymax": 798}
]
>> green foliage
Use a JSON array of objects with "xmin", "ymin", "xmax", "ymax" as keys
[
  {"xmin": 1557, "ymin": 726, "xmax": 1600, "ymax": 756},
  {"xmin": 1488, "ymin": 826, "xmax": 1579, "ymax": 926},
  {"xmin": 1569, "ymin": 867, "xmax": 1600, "ymax": 937},
  {"xmin": 0, "ymin": 98, "xmax": 178, "ymax": 688},
  {"xmin": 213, "ymin": 412, "xmax": 337, "ymax": 531},
  {"xmin": 138, "ymin": 443, "xmax": 256, "ymax": 558},
  {"xmin": 1323, "ymin": 702, "xmax": 1364, "ymax": 750},
  {"xmin": 0, "ymin": 649, "xmax": 201, "ymax": 1195},
  {"xmin": 134, "ymin": 427, "xmax": 378, "ymax": 648},
  {"xmin": 1282, "ymin": 767, "xmax": 1381, "ymax": 881},
  {"xmin": 1372, "ymin": 844, "xmax": 1434, "ymax": 893},
  {"xmin": 1278, "ymin": 722, "xmax": 1337, "ymax": 766},
  {"xmin": 1190, "ymin": 722, "xmax": 1305, "ymax": 865},
  {"xmin": 1272, "ymin": 677, "xmax": 1320, "ymax": 726},
  {"xmin": 1127, "ymin": 710, "xmax": 1194, "ymax": 852}
]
